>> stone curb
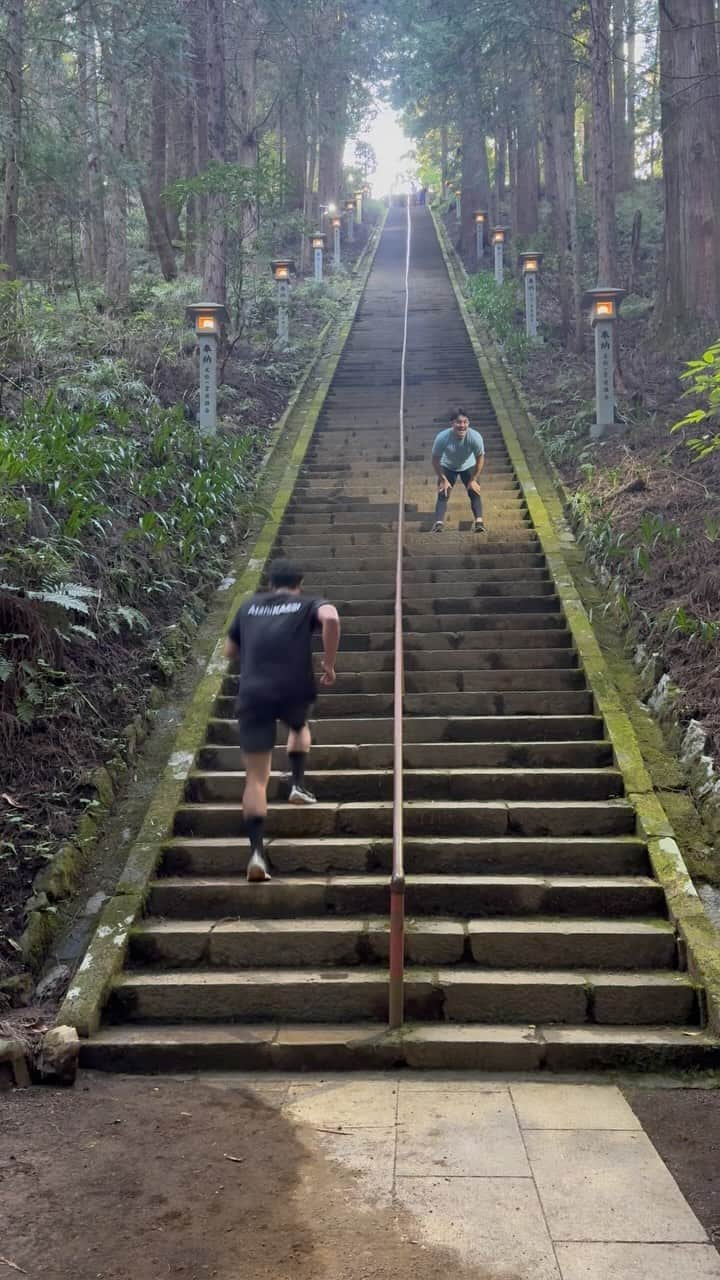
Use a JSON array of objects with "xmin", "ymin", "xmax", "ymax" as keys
[
  {"xmin": 431, "ymin": 204, "xmax": 720, "ymax": 1037},
  {"xmin": 55, "ymin": 211, "xmax": 388, "ymax": 1040}
]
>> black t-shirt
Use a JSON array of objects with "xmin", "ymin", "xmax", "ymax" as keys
[{"xmin": 228, "ymin": 591, "xmax": 326, "ymax": 709}]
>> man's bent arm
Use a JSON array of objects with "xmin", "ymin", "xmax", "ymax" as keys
[
  {"xmin": 318, "ymin": 604, "xmax": 341, "ymax": 670},
  {"xmin": 224, "ymin": 636, "xmax": 240, "ymax": 660},
  {"xmin": 471, "ymin": 451, "xmax": 485, "ymax": 478}
]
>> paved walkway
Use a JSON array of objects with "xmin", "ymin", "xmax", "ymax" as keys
[{"xmin": 223, "ymin": 1074, "xmax": 719, "ymax": 1279}]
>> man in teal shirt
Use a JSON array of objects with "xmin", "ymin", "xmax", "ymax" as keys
[{"xmin": 431, "ymin": 408, "xmax": 486, "ymax": 533}]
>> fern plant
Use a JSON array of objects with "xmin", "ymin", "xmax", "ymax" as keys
[{"xmin": 672, "ymin": 342, "xmax": 720, "ymax": 459}]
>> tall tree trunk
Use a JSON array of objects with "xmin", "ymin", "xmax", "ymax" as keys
[
  {"xmin": 539, "ymin": 1, "xmax": 584, "ymax": 351},
  {"xmin": 139, "ymin": 183, "xmax": 177, "ymax": 280},
  {"xmin": 515, "ymin": 72, "xmax": 539, "ymax": 237},
  {"xmin": 626, "ymin": 0, "xmax": 637, "ymax": 186},
  {"xmin": 460, "ymin": 105, "xmax": 491, "ymax": 260},
  {"xmin": 657, "ymin": 0, "xmax": 720, "ymax": 326},
  {"xmin": 285, "ymin": 76, "xmax": 307, "ymax": 212},
  {"xmin": 588, "ymin": 0, "xmax": 619, "ymax": 284},
  {"xmin": 2, "ymin": 0, "xmax": 24, "ymax": 278},
  {"xmin": 318, "ymin": 68, "xmax": 346, "ymax": 209},
  {"xmin": 165, "ymin": 79, "xmax": 184, "ymax": 242},
  {"xmin": 202, "ymin": 0, "xmax": 226, "ymax": 303},
  {"xmin": 440, "ymin": 116, "xmax": 449, "ymax": 191},
  {"xmin": 104, "ymin": 13, "xmax": 129, "ymax": 307},
  {"xmin": 582, "ymin": 99, "xmax": 593, "ymax": 185},
  {"xmin": 87, "ymin": 31, "xmax": 107, "ymax": 275},
  {"xmin": 149, "ymin": 65, "xmax": 171, "ymax": 254},
  {"xmin": 612, "ymin": 0, "xmax": 631, "ymax": 191},
  {"xmin": 493, "ymin": 126, "xmax": 507, "ymax": 223},
  {"xmin": 235, "ymin": 0, "xmax": 260, "ymax": 247},
  {"xmin": 183, "ymin": 75, "xmax": 197, "ymax": 271},
  {"xmin": 508, "ymin": 126, "xmax": 518, "ymax": 230},
  {"xmin": 192, "ymin": 0, "xmax": 210, "ymax": 230},
  {"xmin": 76, "ymin": 39, "xmax": 95, "ymax": 276},
  {"xmin": 181, "ymin": 0, "xmax": 198, "ymax": 271}
]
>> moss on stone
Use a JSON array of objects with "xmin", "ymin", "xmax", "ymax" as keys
[
  {"xmin": 20, "ymin": 908, "xmax": 60, "ymax": 972},
  {"xmin": 91, "ymin": 766, "xmax": 115, "ymax": 811},
  {"xmin": 33, "ymin": 842, "xmax": 84, "ymax": 902}
]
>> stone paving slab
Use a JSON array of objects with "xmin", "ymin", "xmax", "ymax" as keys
[
  {"xmin": 511, "ymin": 1082, "xmax": 642, "ymax": 1131},
  {"xmin": 556, "ymin": 1242, "xmax": 720, "ymax": 1280},
  {"xmin": 286, "ymin": 1078, "xmax": 398, "ymax": 1128},
  {"xmin": 396, "ymin": 1088, "xmax": 529, "ymax": 1177},
  {"xmin": 524, "ymin": 1129, "xmax": 708, "ymax": 1243},
  {"xmin": 394, "ymin": 1176, "xmax": 562, "ymax": 1280}
]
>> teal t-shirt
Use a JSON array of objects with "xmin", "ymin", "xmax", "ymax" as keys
[{"xmin": 432, "ymin": 427, "xmax": 485, "ymax": 472}]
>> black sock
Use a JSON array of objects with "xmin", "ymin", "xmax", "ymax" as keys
[
  {"xmin": 246, "ymin": 815, "xmax": 265, "ymax": 856},
  {"xmin": 288, "ymin": 751, "xmax": 306, "ymax": 788}
]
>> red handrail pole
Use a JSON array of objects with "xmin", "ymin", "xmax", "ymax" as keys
[
  {"xmin": 389, "ymin": 196, "xmax": 410, "ymax": 1031},
  {"xmin": 389, "ymin": 874, "xmax": 405, "ymax": 1029}
]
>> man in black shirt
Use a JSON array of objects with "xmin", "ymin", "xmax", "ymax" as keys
[{"xmin": 224, "ymin": 559, "xmax": 341, "ymax": 882}]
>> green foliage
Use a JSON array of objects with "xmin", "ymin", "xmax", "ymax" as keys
[
  {"xmin": 672, "ymin": 341, "xmax": 720, "ymax": 459},
  {"xmin": 167, "ymin": 159, "xmax": 284, "ymax": 227},
  {"xmin": 465, "ymin": 272, "xmax": 531, "ymax": 364},
  {"xmin": 0, "ymin": 395, "xmax": 257, "ymax": 595},
  {"xmin": 57, "ymin": 358, "xmax": 154, "ymax": 412},
  {"xmin": 534, "ymin": 404, "xmax": 595, "ymax": 464},
  {"xmin": 666, "ymin": 606, "xmax": 720, "ymax": 649}
]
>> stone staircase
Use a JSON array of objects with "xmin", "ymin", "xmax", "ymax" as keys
[{"xmin": 82, "ymin": 208, "xmax": 716, "ymax": 1072}]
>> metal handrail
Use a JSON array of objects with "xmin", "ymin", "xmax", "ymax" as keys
[{"xmin": 389, "ymin": 196, "xmax": 412, "ymax": 1030}]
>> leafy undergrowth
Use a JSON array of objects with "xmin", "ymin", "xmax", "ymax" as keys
[
  {"xmin": 454, "ymin": 187, "xmax": 720, "ymax": 768},
  {"xmin": 0, "ymin": 227, "xmax": 376, "ymax": 979}
]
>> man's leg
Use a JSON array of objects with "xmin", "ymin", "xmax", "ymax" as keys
[
  {"xmin": 459, "ymin": 469, "xmax": 484, "ymax": 529},
  {"xmin": 242, "ymin": 751, "xmax": 273, "ymax": 880},
  {"xmin": 286, "ymin": 716, "xmax": 316, "ymax": 805},
  {"xmin": 433, "ymin": 468, "xmax": 457, "ymax": 530},
  {"xmin": 238, "ymin": 705, "xmax": 276, "ymax": 881}
]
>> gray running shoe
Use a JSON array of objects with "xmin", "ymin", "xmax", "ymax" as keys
[
  {"xmin": 246, "ymin": 850, "xmax": 272, "ymax": 882},
  {"xmin": 288, "ymin": 784, "xmax": 317, "ymax": 806}
]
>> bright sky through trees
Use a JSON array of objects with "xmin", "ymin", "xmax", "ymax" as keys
[{"xmin": 350, "ymin": 100, "xmax": 417, "ymax": 195}]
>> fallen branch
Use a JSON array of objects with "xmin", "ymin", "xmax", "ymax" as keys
[{"xmin": 0, "ymin": 1257, "xmax": 27, "ymax": 1275}]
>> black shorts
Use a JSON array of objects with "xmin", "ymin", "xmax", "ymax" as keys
[{"xmin": 237, "ymin": 700, "xmax": 312, "ymax": 755}]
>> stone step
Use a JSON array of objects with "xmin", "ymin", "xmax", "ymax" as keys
[
  {"xmin": 214, "ymin": 690, "xmax": 595, "ymax": 719},
  {"xmin": 147, "ymin": 873, "xmax": 661, "ymax": 920},
  {"xmin": 186, "ymin": 767, "xmax": 624, "ymax": 805},
  {"xmin": 80, "ymin": 1022, "xmax": 720, "ymax": 1073},
  {"xmin": 297, "ymin": 579, "xmax": 557, "ymax": 601},
  {"xmin": 224, "ymin": 649, "xmax": 580, "ymax": 674},
  {"xmin": 221, "ymin": 669, "xmax": 587, "ymax": 696},
  {"xmin": 206, "ymin": 715, "xmax": 606, "ymax": 745},
  {"xmin": 275, "ymin": 533, "xmax": 540, "ymax": 554},
  {"xmin": 198, "ymin": 740, "xmax": 612, "ymax": 773},
  {"xmin": 107, "ymin": 968, "xmax": 697, "ymax": 1026},
  {"xmin": 304, "ymin": 568, "xmax": 549, "ymax": 588},
  {"xmin": 403, "ymin": 630, "xmax": 573, "ymax": 650},
  {"xmin": 294, "ymin": 554, "xmax": 547, "ymax": 573},
  {"xmin": 129, "ymin": 917, "xmax": 676, "ymax": 971},
  {"xmin": 282, "ymin": 510, "xmax": 529, "ymax": 532},
  {"xmin": 293, "ymin": 615, "xmax": 565, "ymax": 638},
  {"xmin": 329, "ymin": 629, "xmax": 573, "ymax": 651},
  {"xmin": 162, "ymin": 835, "xmax": 649, "ymax": 878},
  {"xmin": 173, "ymin": 799, "xmax": 635, "ymax": 839},
  {"xmin": 283, "ymin": 594, "xmax": 561, "ymax": 619}
]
